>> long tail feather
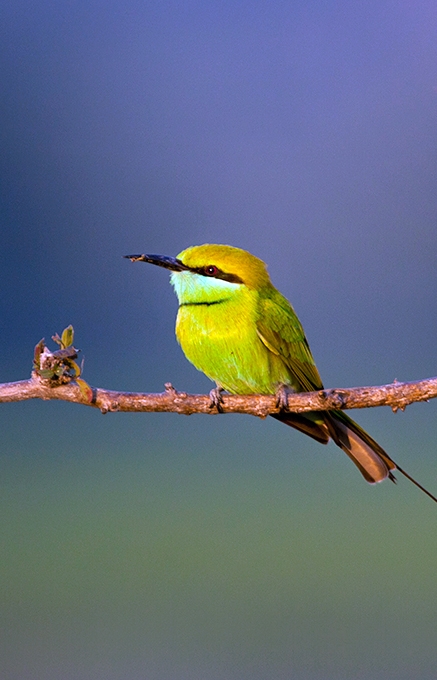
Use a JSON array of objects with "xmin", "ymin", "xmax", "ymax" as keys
[
  {"xmin": 391, "ymin": 461, "xmax": 437, "ymax": 504},
  {"xmin": 274, "ymin": 408, "xmax": 437, "ymax": 503},
  {"xmin": 326, "ymin": 411, "xmax": 437, "ymax": 503}
]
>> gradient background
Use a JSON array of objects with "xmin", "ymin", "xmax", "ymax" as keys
[{"xmin": 1, "ymin": 2, "xmax": 437, "ymax": 679}]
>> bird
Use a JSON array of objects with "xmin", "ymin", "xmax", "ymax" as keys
[{"xmin": 125, "ymin": 243, "xmax": 437, "ymax": 502}]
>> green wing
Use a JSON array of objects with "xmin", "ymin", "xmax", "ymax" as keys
[
  {"xmin": 257, "ymin": 287, "xmax": 396, "ymax": 484},
  {"xmin": 256, "ymin": 288, "xmax": 323, "ymax": 393}
]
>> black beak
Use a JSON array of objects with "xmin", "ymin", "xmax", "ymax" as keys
[{"xmin": 124, "ymin": 254, "xmax": 189, "ymax": 272}]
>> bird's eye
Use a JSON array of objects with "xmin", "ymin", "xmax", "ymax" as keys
[{"xmin": 204, "ymin": 265, "xmax": 218, "ymax": 276}]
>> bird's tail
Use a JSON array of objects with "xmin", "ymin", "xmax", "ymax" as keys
[
  {"xmin": 272, "ymin": 409, "xmax": 394, "ymax": 483},
  {"xmin": 323, "ymin": 410, "xmax": 396, "ymax": 483},
  {"xmin": 273, "ymin": 410, "xmax": 437, "ymax": 502}
]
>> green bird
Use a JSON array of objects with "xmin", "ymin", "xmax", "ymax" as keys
[{"xmin": 126, "ymin": 243, "xmax": 436, "ymax": 501}]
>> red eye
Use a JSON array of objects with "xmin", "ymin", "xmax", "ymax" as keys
[{"xmin": 205, "ymin": 265, "xmax": 218, "ymax": 276}]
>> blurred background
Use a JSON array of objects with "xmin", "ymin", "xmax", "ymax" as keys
[{"xmin": 1, "ymin": 1, "xmax": 437, "ymax": 678}]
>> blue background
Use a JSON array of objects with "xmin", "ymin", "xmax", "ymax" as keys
[{"xmin": 1, "ymin": 1, "xmax": 437, "ymax": 678}]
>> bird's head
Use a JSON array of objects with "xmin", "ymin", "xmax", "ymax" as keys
[{"xmin": 125, "ymin": 244, "xmax": 271, "ymax": 304}]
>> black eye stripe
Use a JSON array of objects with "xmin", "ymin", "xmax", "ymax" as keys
[{"xmin": 190, "ymin": 265, "xmax": 243, "ymax": 284}]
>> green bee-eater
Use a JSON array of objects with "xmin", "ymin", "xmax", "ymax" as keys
[{"xmin": 126, "ymin": 244, "xmax": 436, "ymax": 501}]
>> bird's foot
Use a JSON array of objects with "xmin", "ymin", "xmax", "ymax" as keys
[
  {"xmin": 209, "ymin": 385, "xmax": 225, "ymax": 413},
  {"xmin": 275, "ymin": 384, "xmax": 290, "ymax": 412}
]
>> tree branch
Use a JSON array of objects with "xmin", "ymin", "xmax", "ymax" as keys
[
  {"xmin": 1, "ymin": 374, "xmax": 436, "ymax": 417},
  {"xmin": 1, "ymin": 327, "xmax": 436, "ymax": 417}
]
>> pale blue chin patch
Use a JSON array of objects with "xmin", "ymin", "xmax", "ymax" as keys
[{"xmin": 170, "ymin": 271, "xmax": 241, "ymax": 304}]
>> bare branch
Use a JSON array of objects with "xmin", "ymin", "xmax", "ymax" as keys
[
  {"xmin": 1, "ymin": 374, "xmax": 436, "ymax": 417},
  {"xmin": 2, "ymin": 328, "xmax": 436, "ymax": 417}
]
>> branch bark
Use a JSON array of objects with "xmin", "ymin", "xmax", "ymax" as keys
[
  {"xmin": 1, "ymin": 373, "xmax": 436, "ymax": 417},
  {"xmin": 2, "ymin": 328, "xmax": 435, "ymax": 417}
]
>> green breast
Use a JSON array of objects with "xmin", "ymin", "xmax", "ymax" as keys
[{"xmin": 175, "ymin": 292, "xmax": 292, "ymax": 394}]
